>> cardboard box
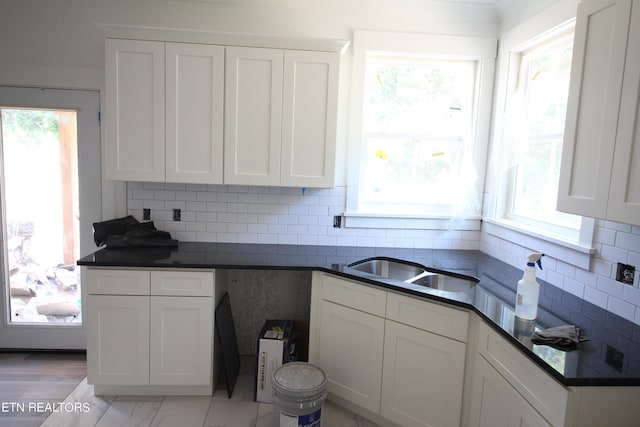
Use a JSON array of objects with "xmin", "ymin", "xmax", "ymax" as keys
[{"xmin": 254, "ymin": 320, "xmax": 297, "ymax": 403}]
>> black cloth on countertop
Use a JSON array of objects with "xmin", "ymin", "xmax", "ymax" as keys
[
  {"xmin": 93, "ymin": 216, "xmax": 178, "ymax": 249},
  {"xmin": 531, "ymin": 325, "xmax": 589, "ymax": 350}
]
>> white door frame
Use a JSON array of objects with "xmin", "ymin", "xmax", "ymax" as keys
[{"xmin": 0, "ymin": 86, "xmax": 102, "ymax": 349}]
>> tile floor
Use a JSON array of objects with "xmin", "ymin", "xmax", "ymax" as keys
[
  {"xmin": 0, "ymin": 352, "xmax": 87, "ymax": 426},
  {"xmin": 42, "ymin": 357, "xmax": 382, "ymax": 427}
]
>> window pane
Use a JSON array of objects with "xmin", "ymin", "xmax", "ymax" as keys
[
  {"xmin": 1, "ymin": 108, "xmax": 82, "ymax": 325},
  {"xmin": 360, "ymin": 54, "xmax": 478, "ymax": 212},
  {"xmin": 510, "ymin": 32, "xmax": 581, "ymax": 230},
  {"xmin": 362, "ymin": 135, "xmax": 463, "ymax": 209},
  {"xmin": 363, "ymin": 55, "xmax": 476, "ymax": 136}
]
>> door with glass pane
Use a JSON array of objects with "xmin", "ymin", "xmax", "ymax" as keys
[{"xmin": 0, "ymin": 86, "xmax": 101, "ymax": 349}]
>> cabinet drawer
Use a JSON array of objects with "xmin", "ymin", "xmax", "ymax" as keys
[
  {"xmin": 321, "ymin": 274, "xmax": 387, "ymax": 317},
  {"xmin": 86, "ymin": 268, "xmax": 150, "ymax": 295},
  {"xmin": 477, "ymin": 321, "xmax": 569, "ymax": 426},
  {"xmin": 151, "ymin": 270, "xmax": 214, "ymax": 296},
  {"xmin": 386, "ymin": 292, "xmax": 468, "ymax": 342}
]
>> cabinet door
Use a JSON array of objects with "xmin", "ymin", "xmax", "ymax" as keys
[
  {"xmin": 607, "ymin": 2, "xmax": 640, "ymax": 226},
  {"xmin": 557, "ymin": 0, "xmax": 632, "ymax": 217},
  {"xmin": 509, "ymin": 391, "xmax": 551, "ymax": 427},
  {"xmin": 281, "ymin": 50, "xmax": 338, "ymax": 188},
  {"xmin": 225, "ymin": 47, "xmax": 283, "ymax": 185},
  {"xmin": 149, "ymin": 296, "xmax": 212, "ymax": 386},
  {"xmin": 468, "ymin": 356, "xmax": 512, "ymax": 427},
  {"xmin": 166, "ymin": 43, "xmax": 224, "ymax": 184},
  {"xmin": 105, "ymin": 39, "xmax": 165, "ymax": 182},
  {"xmin": 381, "ymin": 320, "xmax": 465, "ymax": 427},
  {"xmin": 318, "ymin": 300, "xmax": 384, "ymax": 413},
  {"xmin": 86, "ymin": 295, "xmax": 150, "ymax": 385}
]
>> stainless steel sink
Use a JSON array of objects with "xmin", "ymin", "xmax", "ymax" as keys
[
  {"xmin": 347, "ymin": 257, "xmax": 433, "ymax": 283},
  {"xmin": 347, "ymin": 257, "xmax": 479, "ymax": 292}
]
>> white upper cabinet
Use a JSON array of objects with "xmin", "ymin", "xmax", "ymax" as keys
[
  {"xmin": 607, "ymin": 1, "xmax": 640, "ymax": 224},
  {"xmin": 166, "ymin": 43, "xmax": 225, "ymax": 184},
  {"xmin": 225, "ymin": 47, "xmax": 284, "ymax": 185},
  {"xmin": 105, "ymin": 39, "xmax": 165, "ymax": 182},
  {"xmin": 106, "ymin": 37, "xmax": 341, "ymax": 188},
  {"xmin": 281, "ymin": 50, "xmax": 339, "ymax": 188},
  {"xmin": 225, "ymin": 47, "xmax": 339, "ymax": 187},
  {"xmin": 105, "ymin": 39, "xmax": 225, "ymax": 184},
  {"xmin": 558, "ymin": 0, "xmax": 640, "ymax": 225}
]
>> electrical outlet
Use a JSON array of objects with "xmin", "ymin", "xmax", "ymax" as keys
[
  {"xmin": 616, "ymin": 263, "xmax": 635, "ymax": 285},
  {"xmin": 143, "ymin": 208, "xmax": 151, "ymax": 221},
  {"xmin": 333, "ymin": 215, "xmax": 342, "ymax": 228},
  {"xmin": 172, "ymin": 208, "xmax": 181, "ymax": 222},
  {"xmin": 605, "ymin": 345, "xmax": 624, "ymax": 372}
]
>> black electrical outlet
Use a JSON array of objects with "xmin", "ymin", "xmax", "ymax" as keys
[
  {"xmin": 616, "ymin": 263, "xmax": 635, "ymax": 285},
  {"xmin": 605, "ymin": 345, "xmax": 624, "ymax": 372},
  {"xmin": 173, "ymin": 208, "xmax": 181, "ymax": 222},
  {"xmin": 333, "ymin": 215, "xmax": 342, "ymax": 228},
  {"xmin": 143, "ymin": 208, "xmax": 151, "ymax": 221}
]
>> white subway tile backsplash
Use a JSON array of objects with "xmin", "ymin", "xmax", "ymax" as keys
[
  {"xmin": 594, "ymin": 226, "xmax": 616, "ymax": 246},
  {"xmin": 556, "ymin": 261, "xmax": 576, "ymax": 279},
  {"xmin": 603, "ymin": 220, "xmax": 632, "ymax": 232},
  {"xmin": 237, "ymin": 233, "xmax": 258, "ymax": 244},
  {"xmin": 128, "ymin": 182, "xmax": 640, "ymax": 325},
  {"xmin": 186, "ymin": 222, "xmax": 206, "ymax": 232},
  {"xmin": 607, "ymin": 296, "xmax": 636, "ymax": 322},
  {"xmin": 545, "ymin": 270, "xmax": 564, "ymax": 288},
  {"xmin": 154, "ymin": 190, "xmax": 175, "ymax": 200},
  {"xmin": 622, "ymin": 285, "xmax": 640, "ymax": 307},
  {"xmin": 481, "ymin": 216, "xmax": 640, "ymax": 324},
  {"xmin": 196, "ymin": 192, "xmax": 218, "ymax": 202},
  {"xmin": 601, "ymin": 244, "xmax": 629, "ymax": 263},
  {"xmin": 584, "ymin": 286, "xmax": 609, "ymax": 307},
  {"xmin": 132, "ymin": 188, "xmax": 154, "ymax": 198},
  {"xmin": 143, "ymin": 200, "xmax": 165, "ymax": 210},
  {"xmin": 186, "ymin": 201, "xmax": 207, "ymax": 212},
  {"xmin": 616, "ymin": 231, "xmax": 640, "ymax": 252},
  {"xmin": 592, "ymin": 257, "xmax": 614, "ymax": 277},
  {"xmin": 596, "ymin": 275, "xmax": 625, "ymax": 298},
  {"xmin": 575, "ymin": 268, "xmax": 597, "ymax": 287},
  {"xmin": 563, "ymin": 278, "xmax": 585, "ymax": 299},
  {"xmin": 176, "ymin": 191, "xmax": 197, "ymax": 201},
  {"xmin": 164, "ymin": 201, "xmax": 185, "ymax": 210}
]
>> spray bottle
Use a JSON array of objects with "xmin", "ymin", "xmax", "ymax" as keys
[{"xmin": 515, "ymin": 253, "xmax": 544, "ymax": 320}]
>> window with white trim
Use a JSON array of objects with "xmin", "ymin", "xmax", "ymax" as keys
[
  {"xmin": 494, "ymin": 25, "xmax": 590, "ymax": 242},
  {"xmin": 346, "ymin": 31, "xmax": 496, "ymax": 229},
  {"xmin": 486, "ymin": 19, "xmax": 595, "ymax": 268},
  {"xmin": 507, "ymin": 29, "xmax": 580, "ymax": 236}
]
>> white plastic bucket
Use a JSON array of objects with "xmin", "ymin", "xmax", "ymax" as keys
[{"xmin": 272, "ymin": 362, "xmax": 327, "ymax": 427}]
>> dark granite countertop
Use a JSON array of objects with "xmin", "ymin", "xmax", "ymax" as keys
[{"xmin": 77, "ymin": 241, "xmax": 640, "ymax": 387}]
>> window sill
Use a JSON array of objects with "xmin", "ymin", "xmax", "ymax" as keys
[
  {"xmin": 344, "ymin": 211, "xmax": 482, "ymax": 230},
  {"xmin": 482, "ymin": 218, "xmax": 595, "ymax": 270}
]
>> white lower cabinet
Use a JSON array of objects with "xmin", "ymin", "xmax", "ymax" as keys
[
  {"xmin": 381, "ymin": 320, "xmax": 466, "ymax": 427},
  {"xmin": 87, "ymin": 295, "xmax": 150, "ymax": 385},
  {"xmin": 468, "ymin": 320, "xmax": 568, "ymax": 427},
  {"xmin": 469, "ymin": 355, "xmax": 550, "ymax": 427},
  {"xmin": 149, "ymin": 296, "xmax": 213, "ymax": 386},
  {"xmin": 317, "ymin": 299, "xmax": 385, "ymax": 413},
  {"xmin": 85, "ymin": 268, "xmax": 214, "ymax": 394},
  {"xmin": 310, "ymin": 273, "xmax": 468, "ymax": 427}
]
